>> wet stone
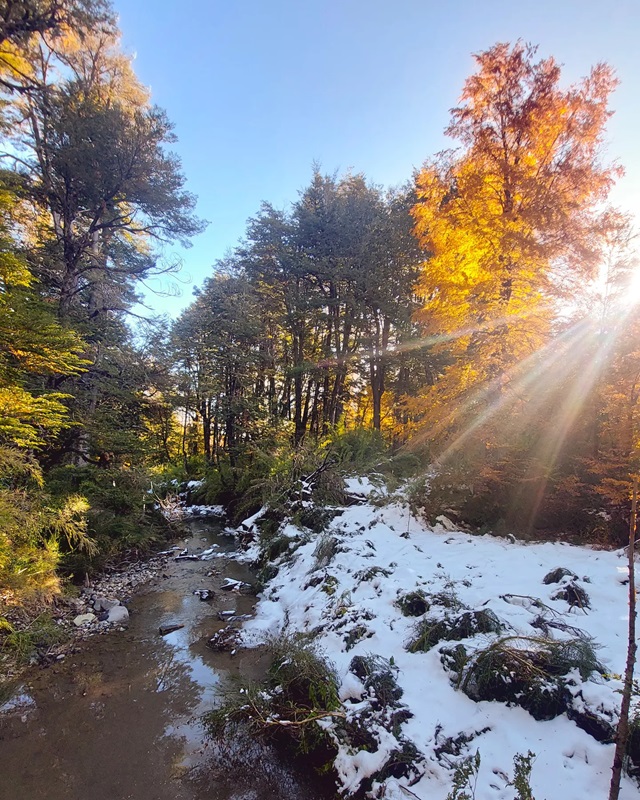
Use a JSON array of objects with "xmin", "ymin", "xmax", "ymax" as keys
[
  {"xmin": 193, "ymin": 589, "xmax": 215, "ymax": 601},
  {"xmin": 158, "ymin": 623, "xmax": 184, "ymax": 636},
  {"xmin": 93, "ymin": 597, "xmax": 120, "ymax": 612}
]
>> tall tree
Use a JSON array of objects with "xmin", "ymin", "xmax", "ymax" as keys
[
  {"xmin": 411, "ymin": 41, "xmax": 620, "ymax": 443},
  {"xmin": 0, "ymin": 8, "xmax": 204, "ymax": 462}
]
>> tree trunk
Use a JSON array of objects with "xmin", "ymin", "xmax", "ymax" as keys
[
  {"xmin": 608, "ymin": 474, "xmax": 638, "ymax": 800},
  {"xmin": 201, "ymin": 398, "xmax": 211, "ymax": 462}
]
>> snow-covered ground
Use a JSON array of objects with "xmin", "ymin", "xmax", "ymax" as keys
[{"xmin": 238, "ymin": 477, "xmax": 639, "ymax": 800}]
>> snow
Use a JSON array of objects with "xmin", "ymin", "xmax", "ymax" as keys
[
  {"xmin": 181, "ymin": 504, "xmax": 225, "ymax": 517},
  {"xmin": 238, "ymin": 484, "xmax": 639, "ymax": 800}
]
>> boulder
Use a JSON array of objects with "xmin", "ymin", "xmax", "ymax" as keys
[
  {"xmin": 93, "ymin": 597, "xmax": 120, "ymax": 612},
  {"xmin": 107, "ymin": 605, "xmax": 129, "ymax": 625}
]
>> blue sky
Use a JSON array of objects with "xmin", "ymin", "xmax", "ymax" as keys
[{"xmin": 113, "ymin": 0, "xmax": 640, "ymax": 318}]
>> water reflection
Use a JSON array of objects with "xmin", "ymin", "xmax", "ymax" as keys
[{"xmin": 0, "ymin": 521, "xmax": 335, "ymax": 800}]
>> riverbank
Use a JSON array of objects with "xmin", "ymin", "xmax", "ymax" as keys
[
  {"xmin": 0, "ymin": 517, "xmax": 335, "ymax": 800},
  {"xmin": 0, "ymin": 501, "xmax": 226, "ymax": 682},
  {"xmin": 234, "ymin": 476, "xmax": 640, "ymax": 800}
]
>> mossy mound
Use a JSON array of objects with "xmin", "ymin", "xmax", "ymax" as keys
[
  {"xmin": 543, "ymin": 567, "xmax": 578, "ymax": 585},
  {"xmin": 461, "ymin": 636, "xmax": 603, "ymax": 721},
  {"xmin": 397, "ymin": 590, "xmax": 430, "ymax": 617},
  {"xmin": 349, "ymin": 654, "xmax": 403, "ymax": 709},
  {"xmin": 407, "ymin": 609, "xmax": 503, "ymax": 653}
]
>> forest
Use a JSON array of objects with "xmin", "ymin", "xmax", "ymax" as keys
[{"xmin": 0, "ymin": 0, "xmax": 638, "ymax": 652}]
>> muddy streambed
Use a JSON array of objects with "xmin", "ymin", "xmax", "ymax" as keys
[{"xmin": 0, "ymin": 521, "xmax": 335, "ymax": 800}]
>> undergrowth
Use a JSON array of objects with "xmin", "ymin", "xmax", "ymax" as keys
[
  {"xmin": 206, "ymin": 635, "xmax": 342, "ymax": 755},
  {"xmin": 0, "ymin": 612, "xmax": 67, "ymax": 664}
]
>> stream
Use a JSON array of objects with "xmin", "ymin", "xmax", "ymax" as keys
[{"xmin": 0, "ymin": 520, "xmax": 335, "ymax": 800}]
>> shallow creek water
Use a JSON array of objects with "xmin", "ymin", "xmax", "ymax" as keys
[{"xmin": 0, "ymin": 521, "xmax": 335, "ymax": 800}]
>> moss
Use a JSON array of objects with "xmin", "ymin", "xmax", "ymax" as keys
[{"xmin": 321, "ymin": 575, "xmax": 339, "ymax": 596}]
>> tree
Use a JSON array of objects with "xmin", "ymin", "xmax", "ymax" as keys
[
  {"xmin": 411, "ymin": 41, "xmax": 620, "ymax": 448},
  {"xmin": 0, "ymin": 178, "xmax": 87, "ymax": 448},
  {"xmin": 240, "ymin": 170, "xmax": 423, "ymax": 441},
  {"xmin": 0, "ymin": 9, "xmax": 204, "ymax": 463}
]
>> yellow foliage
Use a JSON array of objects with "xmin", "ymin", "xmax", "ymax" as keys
[{"xmin": 411, "ymin": 42, "xmax": 619, "ymax": 454}]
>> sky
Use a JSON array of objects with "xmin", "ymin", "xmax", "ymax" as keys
[{"xmin": 112, "ymin": 0, "xmax": 640, "ymax": 319}]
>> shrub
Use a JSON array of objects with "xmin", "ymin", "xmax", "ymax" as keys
[
  {"xmin": 349, "ymin": 654, "xmax": 403, "ymax": 709},
  {"xmin": 206, "ymin": 636, "xmax": 341, "ymax": 755},
  {"xmin": 551, "ymin": 581, "xmax": 591, "ymax": 610},
  {"xmin": 326, "ymin": 428, "xmax": 387, "ymax": 472},
  {"xmin": 460, "ymin": 636, "xmax": 604, "ymax": 721},
  {"xmin": 46, "ymin": 464, "xmax": 169, "ymax": 575},
  {"xmin": 0, "ymin": 613, "xmax": 67, "ymax": 663},
  {"xmin": 397, "ymin": 590, "xmax": 430, "ymax": 617},
  {"xmin": 408, "ymin": 610, "xmax": 503, "ymax": 654}
]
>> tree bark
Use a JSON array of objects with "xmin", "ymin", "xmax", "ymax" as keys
[{"xmin": 608, "ymin": 474, "xmax": 638, "ymax": 800}]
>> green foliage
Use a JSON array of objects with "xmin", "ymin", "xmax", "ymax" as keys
[
  {"xmin": 407, "ymin": 610, "xmax": 503, "ymax": 654},
  {"xmin": 460, "ymin": 635, "xmax": 604, "ymax": 721},
  {"xmin": 0, "ymin": 447, "xmax": 98, "ymax": 599},
  {"xmin": 45, "ymin": 464, "xmax": 168, "ymax": 573},
  {"xmin": 0, "ymin": 613, "xmax": 67, "ymax": 663},
  {"xmin": 446, "ymin": 750, "xmax": 481, "ymax": 800},
  {"xmin": 349, "ymin": 654, "xmax": 403, "ymax": 708},
  {"xmin": 206, "ymin": 635, "xmax": 341, "ymax": 755},
  {"xmin": 445, "ymin": 751, "xmax": 536, "ymax": 800},
  {"xmin": 326, "ymin": 428, "xmax": 387, "ymax": 472},
  {"xmin": 509, "ymin": 752, "xmax": 536, "ymax": 800}
]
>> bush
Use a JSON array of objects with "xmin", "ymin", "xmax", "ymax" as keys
[
  {"xmin": 397, "ymin": 590, "xmax": 430, "ymax": 617},
  {"xmin": 408, "ymin": 610, "xmax": 503, "ymax": 654},
  {"xmin": 46, "ymin": 464, "xmax": 169, "ymax": 575},
  {"xmin": 0, "ymin": 613, "xmax": 67, "ymax": 663},
  {"xmin": 0, "ymin": 449, "xmax": 95, "ymax": 601},
  {"xmin": 460, "ymin": 636, "xmax": 604, "ymax": 721},
  {"xmin": 206, "ymin": 636, "xmax": 341, "ymax": 755},
  {"xmin": 326, "ymin": 428, "xmax": 387, "ymax": 472}
]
